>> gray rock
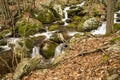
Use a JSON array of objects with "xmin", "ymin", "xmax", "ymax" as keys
[{"xmin": 80, "ymin": 17, "xmax": 99, "ymax": 31}]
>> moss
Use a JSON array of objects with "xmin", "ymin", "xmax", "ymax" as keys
[
  {"xmin": 110, "ymin": 36, "xmax": 120, "ymax": 44},
  {"xmin": 114, "ymin": 23, "xmax": 120, "ymax": 32},
  {"xmin": 48, "ymin": 25, "xmax": 59, "ymax": 31},
  {"xmin": 73, "ymin": 16, "xmax": 81, "ymax": 21},
  {"xmin": 33, "ymin": 8, "xmax": 56, "ymax": 24},
  {"xmin": 16, "ymin": 18, "xmax": 43, "ymax": 37},
  {"xmin": 115, "ymin": 2, "xmax": 120, "ymax": 11},
  {"xmin": 67, "ymin": 23, "xmax": 76, "ymax": 28},
  {"xmin": 41, "ymin": 41, "xmax": 58, "ymax": 59},
  {"xmin": 73, "ymin": 33, "xmax": 81, "ymax": 38},
  {"xmin": 77, "ymin": 16, "xmax": 88, "ymax": 31}
]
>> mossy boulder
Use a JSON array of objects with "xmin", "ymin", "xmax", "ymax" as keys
[
  {"xmin": 48, "ymin": 24, "xmax": 59, "ymax": 31},
  {"xmin": 40, "ymin": 40, "xmax": 58, "ymax": 59},
  {"xmin": 78, "ymin": 17, "xmax": 99, "ymax": 31},
  {"xmin": 32, "ymin": 7, "xmax": 56, "ymax": 24},
  {"xmin": 16, "ymin": 17, "xmax": 43, "ymax": 37},
  {"xmin": 50, "ymin": 1, "xmax": 63, "ymax": 18},
  {"xmin": 114, "ymin": 23, "xmax": 120, "ymax": 32}
]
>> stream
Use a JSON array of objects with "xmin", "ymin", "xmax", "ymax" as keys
[{"xmin": 0, "ymin": 2, "xmax": 120, "ymax": 58}]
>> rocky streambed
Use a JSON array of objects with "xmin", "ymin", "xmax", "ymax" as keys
[{"xmin": 0, "ymin": 0, "xmax": 120, "ymax": 79}]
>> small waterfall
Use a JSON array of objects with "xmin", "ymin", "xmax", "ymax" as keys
[
  {"xmin": 91, "ymin": 22, "xmax": 106, "ymax": 35},
  {"xmin": 114, "ymin": 10, "xmax": 120, "ymax": 23},
  {"xmin": 62, "ymin": 1, "xmax": 85, "ymax": 26},
  {"xmin": 54, "ymin": 43, "xmax": 66, "ymax": 57},
  {"xmin": 62, "ymin": 7, "xmax": 70, "ymax": 26},
  {"xmin": 31, "ymin": 46, "xmax": 40, "ymax": 58}
]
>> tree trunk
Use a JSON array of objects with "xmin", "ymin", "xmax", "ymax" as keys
[{"xmin": 106, "ymin": 0, "xmax": 115, "ymax": 35}]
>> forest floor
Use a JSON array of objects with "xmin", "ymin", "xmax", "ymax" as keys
[{"xmin": 22, "ymin": 32, "xmax": 120, "ymax": 80}]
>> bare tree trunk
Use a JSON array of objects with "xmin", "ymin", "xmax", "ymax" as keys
[{"xmin": 106, "ymin": 0, "xmax": 115, "ymax": 35}]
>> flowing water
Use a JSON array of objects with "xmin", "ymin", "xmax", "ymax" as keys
[
  {"xmin": 62, "ymin": 1, "xmax": 85, "ymax": 26},
  {"xmin": 91, "ymin": 22, "xmax": 106, "ymax": 35},
  {"xmin": 31, "ymin": 46, "xmax": 40, "ymax": 58}
]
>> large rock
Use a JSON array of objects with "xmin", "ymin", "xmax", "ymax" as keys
[
  {"xmin": 78, "ymin": 17, "xmax": 99, "ymax": 31},
  {"xmin": 33, "ymin": 0, "xmax": 63, "ymax": 23},
  {"xmin": 32, "ymin": 7, "xmax": 56, "ymax": 24},
  {"xmin": 50, "ymin": 1, "xmax": 63, "ymax": 18},
  {"xmin": 16, "ymin": 15, "xmax": 43, "ymax": 37},
  {"xmin": 40, "ymin": 40, "xmax": 58, "ymax": 59}
]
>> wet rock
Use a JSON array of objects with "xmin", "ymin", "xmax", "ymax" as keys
[
  {"xmin": 16, "ymin": 16, "xmax": 43, "ymax": 37},
  {"xmin": 40, "ymin": 40, "xmax": 58, "ymax": 59}
]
